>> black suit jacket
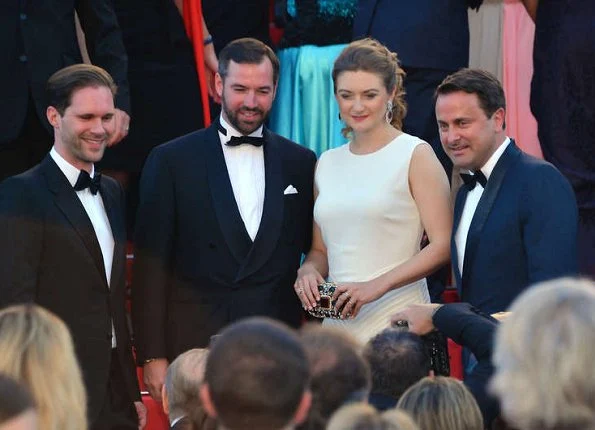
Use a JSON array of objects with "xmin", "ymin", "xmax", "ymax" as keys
[
  {"xmin": 0, "ymin": 156, "xmax": 140, "ymax": 425},
  {"xmin": 132, "ymin": 122, "xmax": 317, "ymax": 361},
  {"xmin": 433, "ymin": 303, "xmax": 499, "ymax": 426},
  {"xmin": 0, "ymin": 0, "xmax": 129, "ymax": 144},
  {"xmin": 352, "ymin": 0, "xmax": 482, "ymax": 71},
  {"xmin": 452, "ymin": 142, "xmax": 578, "ymax": 314}
]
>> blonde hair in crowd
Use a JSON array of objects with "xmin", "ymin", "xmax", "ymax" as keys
[
  {"xmin": 0, "ymin": 305, "xmax": 87, "ymax": 430},
  {"xmin": 397, "ymin": 376, "xmax": 483, "ymax": 430},
  {"xmin": 328, "ymin": 403, "xmax": 419, "ymax": 430},
  {"xmin": 332, "ymin": 37, "xmax": 407, "ymax": 135},
  {"xmin": 491, "ymin": 277, "xmax": 595, "ymax": 430}
]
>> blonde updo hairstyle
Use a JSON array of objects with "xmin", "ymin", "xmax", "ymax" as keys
[
  {"xmin": 0, "ymin": 305, "xmax": 87, "ymax": 430},
  {"xmin": 327, "ymin": 403, "xmax": 419, "ymax": 430},
  {"xmin": 332, "ymin": 38, "xmax": 407, "ymax": 136},
  {"xmin": 397, "ymin": 376, "xmax": 483, "ymax": 430}
]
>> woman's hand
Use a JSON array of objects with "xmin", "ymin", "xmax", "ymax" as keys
[
  {"xmin": 332, "ymin": 279, "xmax": 388, "ymax": 319},
  {"xmin": 294, "ymin": 265, "xmax": 325, "ymax": 310}
]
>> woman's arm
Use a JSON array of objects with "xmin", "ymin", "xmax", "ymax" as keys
[
  {"xmin": 294, "ymin": 186, "xmax": 329, "ymax": 310},
  {"xmin": 334, "ymin": 143, "xmax": 452, "ymax": 317}
]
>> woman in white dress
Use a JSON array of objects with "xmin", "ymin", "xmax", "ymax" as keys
[{"xmin": 295, "ymin": 38, "xmax": 452, "ymax": 344}]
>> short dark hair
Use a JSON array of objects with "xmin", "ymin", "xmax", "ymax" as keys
[
  {"xmin": 218, "ymin": 38, "xmax": 280, "ymax": 84},
  {"xmin": 364, "ymin": 329, "xmax": 430, "ymax": 401},
  {"xmin": 299, "ymin": 325, "xmax": 371, "ymax": 430},
  {"xmin": 205, "ymin": 317, "xmax": 309, "ymax": 430},
  {"xmin": 0, "ymin": 373, "xmax": 35, "ymax": 424},
  {"xmin": 46, "ymin": 64, "xmax": 117, "ymax": 116},
  {"xmin": 435, "ymin": 68, "xmax": 506, "ymax": 120}
]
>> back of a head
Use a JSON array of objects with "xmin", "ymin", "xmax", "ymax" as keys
[
  {"xmin": 364, "ymin": 329, "xmax": 430, "ymax": 401},
  {"xmin": 397, "ymin": 376, "xmax": 483, "ymax": 430},
  {"xmin": 0, "ymin": 373, "xmax": 36, "ymax": 429},
  {"xmin": 299, "ymin": 325, "xmax": 371, "ymax": 430},
  {"xmin": 491, "ymin": 277, "xmax": 595, "ymax": 430},
  {"xmin": 204, "ymin": 317, "xmax": 309, "ymax": 430},
  {"xmin": 164, "ymin": 349, "xmax": 209, "ymax": 420},
  {"xmin": 327, "ymin": 403, "xmax": 419, "ymax": 430},
  {"xmin": 0, "ymin": 305, "xmax": 86, "ymax": 430}
]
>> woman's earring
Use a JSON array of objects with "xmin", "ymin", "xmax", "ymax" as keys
[
  {"xmin": 386, "ymin": 101, "xmax": 394, "ymax": 124},
  {"xmin": 338, "ymin": 112, "xmax": 342, "ymax": 121}
]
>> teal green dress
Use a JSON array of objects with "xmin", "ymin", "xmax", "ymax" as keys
[{"xmin": 269, "ymin": 0, "xmax": 357, "ymax": 156}]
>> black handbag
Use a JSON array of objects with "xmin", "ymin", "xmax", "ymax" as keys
[{"xmin": 306, "ymin": 281, "xmax": 343, "ymax": 319}]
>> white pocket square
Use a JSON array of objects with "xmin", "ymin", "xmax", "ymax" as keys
[{"xmin": 283, "ymin": 185, "xmax": 298, "ymax": 195}]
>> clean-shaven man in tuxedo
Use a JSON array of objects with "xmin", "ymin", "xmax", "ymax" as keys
[
  {"xmin": 0, "ymin": 0, "xmax": 131, "ymax": 183},
  {"xmin": 133, "ymin": 38, "xmax": 317, "ymax": 401},
  {"xmin": 435, "ymin": 68, "xmax": 578, "ymax": 315},
  {"xmin": 0, "ymin": 64, "xmax": 145, "ymax": 430}
]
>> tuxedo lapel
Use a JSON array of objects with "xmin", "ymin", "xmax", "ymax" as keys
[
  {"xmin": 41, "ymin": 156, "xmax": 108, "ymax": 286},
  {"xmin": 451, "ymin": 187, "xmax": 468, "ymax": 294},
  {"xmin": 462, "ymin": 142, "xmax": 522, "ymax": 288},
  {"xmin": 100, "ymin": 179, "xmax": 125, "ymax": 289},
  {"xmin": 236, "ymin": 129, "xmax": 284, "ymax": 282},
  {"xmin": 205, "ymin": 123, "xmax": 253, "ymax": 263}
]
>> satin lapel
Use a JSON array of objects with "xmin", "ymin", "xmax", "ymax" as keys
[
  {"xmin": 42, "ymin": 156, "xmax": 108, "ymax": 285},
  {"xmin": 99, "ymin": 179, "xmax": 125, "ymax": 289},
  {"xmin": 205, "ymin": 123, "xmax": 252, "ymax": 263},
  {"xmin": 236, "ymin": 129, "xmax": 283, "ymax": 282},
  {"xmin": 462, "ymin": 142, "xmax": 522, "ymax": 288},
  {"xmin": 452, "ymin": 187, "xmax": 468, "ymax": 294}
]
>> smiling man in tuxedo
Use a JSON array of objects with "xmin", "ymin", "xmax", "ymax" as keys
[
  {"xmin": 0, "ymin": 64, "xmax": 144, "ymax": 430},
  {"xmin": 132, "ymin": 38, "xmax": 317, "ymax": 401},
  {"xmin": 435, "ymin": 68, "xmax": 578, "ymax": 315}
]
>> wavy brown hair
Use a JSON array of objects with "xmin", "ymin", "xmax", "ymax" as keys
[{"xmin": 332, "ymin": 38, "xmax": 407, "ymax": 135}]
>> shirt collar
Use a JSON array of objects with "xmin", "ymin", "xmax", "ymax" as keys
[
  {"xmin": 477, "ymin": 136, "xmax": 511, "ymax": 180},
  {"xmin": 218, "ymin": 114, "xmax": 264, "ymax": 145},
  {"xmin": 50, "ymin": 146, "xmax": 96, "ymax": 187}
]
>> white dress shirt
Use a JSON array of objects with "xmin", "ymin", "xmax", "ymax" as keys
[
  {"xmin": 50, "ymin": 147, "xmax": 117, "ymax": 347},
  {"xmin": 218, "ymin": 115, "xmax": 265, "ymax": 241},
  {"xmin": 455, "ymin": 137, "xmax": 511, "ymax": 275}
]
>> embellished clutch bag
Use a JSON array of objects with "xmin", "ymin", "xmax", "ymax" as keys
[{"xmin": 307, "ymin": 281, "xmax": 343, "ymax": 319}]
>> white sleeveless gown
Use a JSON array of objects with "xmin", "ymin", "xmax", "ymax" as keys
[{"xmin": 314, "ymin": 134, "xmax": 430, "ymax": 344}]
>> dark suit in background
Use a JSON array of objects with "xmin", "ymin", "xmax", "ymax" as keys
[
  {"xmin": 452, "ymin": 142, "xmax": 578, "ymax": 314},
  {"xmin": 132, "ymin": 121, "xmax": 316, "ymax": 362},
  {"xmin": 0, "ymin": 156, "xmax": 140, "ymax": 428},
  {"xmin": 433, "ymin": 303, "xmax": 499, "ymax": 426},
  {"xmin": 202, "ymin": 0, "xmax": 272, "ymax": 54},
  {"xmin": 352, "ymin": 0, "xmax": 482, "ymax": 176},
  {"xmin": 0, "ymin": 0, "xmax": 129, "ymax": 182}
]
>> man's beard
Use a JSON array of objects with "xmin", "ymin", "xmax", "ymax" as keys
[{"xmin": 222, "ymin": 101, "xmax": 268, "ymax": 135}]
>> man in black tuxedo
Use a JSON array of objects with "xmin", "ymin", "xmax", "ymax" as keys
[
  {"xmin": 435, "ymin": 69, "xmax": 578, "ymax": 314},
  {"xmin": 0, "ymin": 0, "xmax": 130, "ymax": 183},
  {"xmin": 0, "ymin": 64, "xmax": 144, "ymax": 430},
  {"xmin": 133, "ymin": 38, "xmax": 317, "ymax": 401}
]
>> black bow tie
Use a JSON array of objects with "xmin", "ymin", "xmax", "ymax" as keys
[
  {"xmin": 74, "ymin": 170, "xmax": 102, "ymax": 195},
  {"xmin": 460, "ymin": 171, "xmax": 487, "ymax": 190},
  {"xmin": 218, "ymin": 121, "xmax": 264, "ymax": 147},
  {"xmin": 226, "ymin": 135, "xmax": 265, "ymax": 147}
]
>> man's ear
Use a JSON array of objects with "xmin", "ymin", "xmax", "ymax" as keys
[
  {"xmin": 199, "ymin": 384, "xmax": 218, "ymax": 419},
  {"xmin": 293, "ymin": 389, "xmax": 312, "ymax": 425},
  {"xmin": 492, "ymin": 107, "xmax": 506, "ymax": 131},
  {"xmin": 215, "ymin": 73, "xmax": 224, "ymax": 100},
  {"xmin": 161, "ymin": 385, "xmax": 169, "ymax": 415},
  {"xmin": 46, "ymin": 106, "xmax": 61, "ymax": 128}
]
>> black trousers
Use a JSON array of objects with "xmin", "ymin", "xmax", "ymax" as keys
[{"xmin": 91, "ymin": 349, "xmax": 138, "ymax": 430}]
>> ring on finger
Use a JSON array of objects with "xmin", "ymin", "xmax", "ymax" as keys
[{"xmin": 297, "ymin": 287, "xmax": 304, "ymax": 294}]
